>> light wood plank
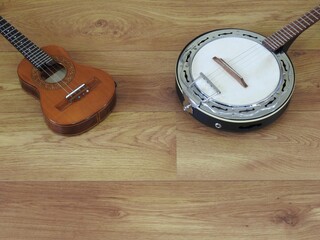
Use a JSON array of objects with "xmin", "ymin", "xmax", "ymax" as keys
[
  {"xmin": 0, "ymin": 112, "xmax": 176, "ymax": 180},
  {"xmin": 177, "ymin": 111, "xmax": 320, "ymax": 180},
  {"xmin": 1, "ymin": 181, "xmax": 320, "ymax": 240},
  {"xmin": 0, "ymin": 0, "xmax": 319, "ymax": 51},
  {"xmin": 290, "ymin": 51, "xmax": 320, "ymax": 111},
  {"xmin": 1, "ymin": 0, "xmax": 320, "ymax": 238}
]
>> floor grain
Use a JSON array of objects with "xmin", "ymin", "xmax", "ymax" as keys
[
  {"xmin": 1, "ymin": 182, "xmax": 320, "ymax": 240},
  {"xmin": 0, "ymin": 0, "xmax": 319, "ymax": 238}
]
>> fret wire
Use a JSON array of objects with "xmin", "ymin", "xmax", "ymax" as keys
[
  {"xmin": 31, "ymin": 49, "xmax": 46, "ymax": 63},
  {"xmin": 287, "ymin": 23, "xmax": 300, "ymax": 34},
  {"xmin": 3, "ymin": 22, "xmax": 35, "ymax": 55},
  {"xmin": 264, "ymin": 41, "xmax": 276, "ymax": 51},
  {"xmin": 41, "ymin": 54, "xmax": 53, "ymax": 64},
  {"xmin": 3, "ymin": 25, "xmax": 16, "ymax": 36},
  {"xmin": 292, "ymin": 21, "xmax": 303, "ymax": 31},
  {"xmin": 0, "ymin": 23, "xmax": 25, "ymax": 47},
  {"xmin": 0, "ymin": 17, "xmax": 55, "ymax": 70},
  {"xmin": 269, "ymin": 38, "xmax": 279, "ymax": 49},
  {"xmin": 6, "ymin": 29, "xmax": 19, "ymax": 41},
  {"xmin": 275, "ymin": 32, "xmax": 287, "ymax": 42},
  {"xmin": 294, "ymin": 20, "xmax": 306, "ymax": 29},
  {"xmin": 16, "ymin": 36, "xmax": 29, "ymax": 46},
  {"xmin": 264, "ymin": 38, "xmax": 278, "ymax": 50},
  {"xmin": 18, "ymin": 36, "xmax": 51, "ymax": 65},
  {"xmin": 0, "ymin": 21, "xmax": 9, "ymax": 30},
  {"xmin": 11, "ymin": 34, "xmax": 25, "ymax": 47},
  {"xmin": 32, "ymin": 49, "xmax": 52, "ymax": 66},
  {"xmin": 18, "ymin": 40, "xmax": 32, "ymax": 50},
  {"xmin": 35, "ymin": 53, "xmax": 50, "ymax": 64},
  {"xmin": 9, "ymin": 33, "xmax": 23, "ymax": 45},
  {"xmin": 267, "ymin": 37, "xmax": 280, "ymax": 49},
  {"xmin": 43, "ymin": 56, "xmax": 53, "ymax": 64},
  {"xmin": 32, "ymin": 59, "xmax": 40, "ymax": 65},
  {"xmin": 23, "ymin": 46, "xmax": 38, "ymax": 59},
  {"xmin": 284, "ymin": 25, "xmax": 296, "ymax": 36},
  {"xmin": 2, "ymin": 24, "xmax": 15, "ymax": 36},
  {"xmin": 32, "ymin": 47, "xmax": 47, "ymax": 62},
  {"xmin": 31, "ymin": 47, "xmax": 53, "ymax": 64},
  {"xmin": 300, "ymin": 16, "xmax": 311, "ymax": 26},
  {"xmin": 1, "ymin": 24, "xmax": 39, "ymax": 60},
  {"xmin": 1, "ymin": 21, "xmax": 32, "ymax": 51},
  {"xmin": 31, "ymin": 49, "xmax": 45, "ymax": 60},
  {"xmin": 266, "ymin": 37, "xmax": 278, "ymax": 50},
  {"xmin": 280, "ymin": 28, "xmax": 293, "ymax": 38},
  {"xmin": 272, "ymin": 32, "xmax": 284, "ymax": 46},
  {"xmin": 277, "ymin": 30, "xmax": 291, "ymax": 41},
  {"xmin": 26, "ymin": 44, "xmax": 53, "ymax": 65},
  {"xmin": 270, "ymin": 35, "xmax": 282, "ymax": 46},
  {"xmin": 304, "ymin": 13, "xmax": 314, "ymax": 23},
  {"xmin": 309, "ymin": 11, "xmax": 318, "ymax": 20},
  {"xmin": 27, "ymin": 45, "xmax": 38, "ymax": 54},
  {"xmin": 14, "ymin": 35, "xmax": 37, "ymax": 57},
  {"xmin": 34, "ymin": 49, "xmax": 54, "ymax": 65},
  {"xmin": 5, "ymin": 29, "xmax": 33, "ymax": 52},
  {"xmin": 8, "ymin": 34, "xmax": 26, "ymax": 48},
  {"xmin": 265, "ymin": 6, "xmax": 320, "ymax": 52},
  {"xmin": 19, "ymin": 41, "xmax": 34, "ymax": 53},
  {"xmin": 272, "ymin": 33, "xmax": 283, "ymax": 45},
  {"xmin": 15, "ymin": 37, "xmax": 33, "ymax": 52},
  {"xmin": 314, "ymin": 8, "xmax": 320, "ymax": 14},
  {"xmin": 4, "ymin": 28, "xmax": 52, "ymax": 65}
]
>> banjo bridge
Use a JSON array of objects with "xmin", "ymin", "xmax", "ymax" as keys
[{"xmin": 213, "ymin": 56, "xmax": 248, "ymax": 88}]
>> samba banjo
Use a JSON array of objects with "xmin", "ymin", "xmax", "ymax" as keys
[{"xmin": 176, "ymin": 5, "xmax": 320, "ymax": 131}]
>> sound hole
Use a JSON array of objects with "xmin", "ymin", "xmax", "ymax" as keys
[
  {"xmin": 40, "ymin": 63, "xmax": 67, "ymax": 83},
  {"xmin": 31, "ymin": 56, "xmax": 75, "ymax": 90}
]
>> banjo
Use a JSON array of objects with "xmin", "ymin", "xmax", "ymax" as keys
[{"xmin": 176, "ymin": 5, "xmax": 320, "ymax": 131}]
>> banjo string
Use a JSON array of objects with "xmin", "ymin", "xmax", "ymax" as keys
[{"xmin": 204, "ymin": 43, "xmax": 270, "ymax": 84}]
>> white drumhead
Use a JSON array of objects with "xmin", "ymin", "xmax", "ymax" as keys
[{"xmin": 191, "ymin": 37, "xmax": 281, "ymax": 106}]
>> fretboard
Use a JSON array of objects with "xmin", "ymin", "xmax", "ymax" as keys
[
  {"xmin": 263, "ymin": 5, "xmax": 320, "ymax": 52},
  {"xmin": 0, "ymin": 16, "xmax": 54, "ymax": 69}
]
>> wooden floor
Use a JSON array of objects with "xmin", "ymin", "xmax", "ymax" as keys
[{"xmin": 0, "ymin": 0, "xmax": 319, "ymax": 239}]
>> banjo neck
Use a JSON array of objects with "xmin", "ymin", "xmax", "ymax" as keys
[{"xmin": 263, "ymin": 5, "xmax": 320, "ymax": 52}]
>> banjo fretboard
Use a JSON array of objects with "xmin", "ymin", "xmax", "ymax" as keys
[{"xmin": 263, "ymin": 5, "xmax": 320, "ymax": 52}]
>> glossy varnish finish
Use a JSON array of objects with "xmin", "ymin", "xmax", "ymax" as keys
[
  {"xmin": 0, "ymin": 0, "xmax": 319, "ymax": 239},
  {"xmin": 17, "ymin": 45, "xmax": 116, "ymax": 135}
]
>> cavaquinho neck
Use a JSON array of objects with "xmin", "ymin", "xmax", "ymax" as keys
[
  {"xmin": 0, "ymin": 16, "xmax": 55, "ymax": 69},
  {"xmin": 263, "ymin": 5, "xmax": 320, "ymax": 52}
]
